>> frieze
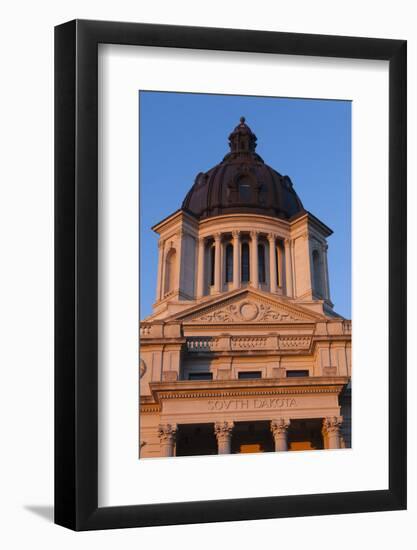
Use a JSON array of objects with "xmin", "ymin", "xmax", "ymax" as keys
[{"xmin": 208, "ymin": 397, "xmax": 297, "ymax": 411}]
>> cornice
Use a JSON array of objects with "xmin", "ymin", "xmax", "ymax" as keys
[
  {"xmin": 151, "ymin": 384, "xmax": 347, "ymax": 402},
  {"xmin": 151, "ymin": 209, "xmax": 198, "ymax": 234},
  {"xmin": 150, "ymin": 376, "xmax": 349, "ymax": 398},
  {"xmin": 140, "ymin": 403, "xmax": 161, "ymax": 413},
  {"xmin": 198, "ymin": 213, "xmax": 291, "ymax": 232}
]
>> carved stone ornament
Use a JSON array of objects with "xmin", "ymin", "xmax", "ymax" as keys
[
  {"xmin": 214, "ymin": 421, "xmax": 234, "ymax": 442},
  {"xmin": 158, "ymin": 423, "xmax": 177, "ymax": 443},
  {"xmin": 192, "ymin": 299, "xmax": 301, "ymax": 324},
  {"xmin": 139, "ymin": 358, "xmax": 147, "ymax": 379},
  {"xmin": 322, "ymin": 416, "xmax": 343, "ymax": 434},
  {"xmin": 271, "ymin": 418, "xmax": 290, "ymax": 436}
]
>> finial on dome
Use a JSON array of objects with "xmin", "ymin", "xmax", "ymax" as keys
[{"xmin": 228, "ymin": 116, "xmax": 257, "ymax": 154}]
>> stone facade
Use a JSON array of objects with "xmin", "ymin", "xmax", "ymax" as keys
[{"xmin": 139, "ymin": 118, "xmax": 351, "ymax": 458}]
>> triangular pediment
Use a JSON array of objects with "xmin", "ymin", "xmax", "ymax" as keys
[{"xmin": 172, "ymin": 289, "xmax": 324, "ymax": 324}]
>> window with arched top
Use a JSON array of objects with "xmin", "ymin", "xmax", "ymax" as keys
[
  {"xmin": 241, "ymin": 242, "xmax": 250, "ymax": 282},
  {"xmin": 238, "ymin": 176, "xmax": 252, "ymax": 202},
  {"xmin": 164, "ymin": 248, "xmax": 177, "ymax": 295},
  {"xmin": 275, "ymin": 245, "xmax": 280, "ymax": 287},
  {"xmin": 225, "ymin": 244, "xmax": 233, "ymax": 283},
  {"xmin": 312, "ymin": 249, "xmax": 322, "ymax": 297},
  {"xmin": 275, "ymin": 241, "xmax": 284, "ymax": 287},
  {"xmin": 209, "ymin": 245, "xmax": 215, "ymax": 286},
  {"xmin": 258, "ymin": 244, "xmax": 266, "ymax": 283}
]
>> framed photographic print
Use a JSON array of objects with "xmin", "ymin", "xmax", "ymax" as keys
[{"xmin": 55, "ymin": 20, "xmax": 406, "ymax": 530}]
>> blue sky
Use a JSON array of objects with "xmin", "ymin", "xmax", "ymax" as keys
[{"xmin": 139, "ymin": 92, "xmax": 351, "ymax": 319}]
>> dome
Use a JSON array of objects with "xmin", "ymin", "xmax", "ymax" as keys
[{"xmin": 181, "ymin": 117, "xmax": 305, "ymax": 221}]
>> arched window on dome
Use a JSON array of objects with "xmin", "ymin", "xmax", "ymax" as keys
[
  {"xmin": 258, "ymin": 244, "xmax": 266, "ymax": 283},
  {"xmin": 164, "ymin": 248, "xmax": 177, "ymax": 295},
  {"xmin": 241, "ymin": 242, "xmax": 250, "ymax": 283},
  {"xmin": 312, "ymin": 249, "xmax": 323, "ymax": 297},
  {"xmin": 238, "ymin": 176, "xmax": 252, "ymax": 202},
  {"xmin": 225, "ymin": 244, "xmax": 233, "ymax": 283}
]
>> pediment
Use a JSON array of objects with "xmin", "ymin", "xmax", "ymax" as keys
[{"xmin": 174, "ymin": 289, "xmax": 322, "ymax": 324}]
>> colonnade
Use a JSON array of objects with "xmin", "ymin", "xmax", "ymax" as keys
[
  {"xmin": 158, "ymin": 416, "xmax": 343, "ymax": 456},
  {"xmin": 196, "ymin": 231, "xmax": 291, "ymax": 297}
]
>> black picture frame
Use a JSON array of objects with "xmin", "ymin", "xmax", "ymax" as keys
[{"xmin": 55, "ymin": 19, "xmax": 407, "ymax": 531}]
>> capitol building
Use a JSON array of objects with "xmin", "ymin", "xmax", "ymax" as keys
[{"xmin": 139, "ymin": 117, "xmax": 351, "ymax": 458}]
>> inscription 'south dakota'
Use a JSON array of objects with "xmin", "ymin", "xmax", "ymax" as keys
[{"xmin": 208, "ymin": 398, "xmax": 297, "ymax": 411}]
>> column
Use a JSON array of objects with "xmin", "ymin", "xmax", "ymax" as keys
[
  {"xmin": 196, "ymin": 237, "xmax": 205, "ymax": 298},
  {"xmin": 322, "ymin": 416, "xmax": 343, "ymax": 449},
  {"xmin": 284, "ymin": 238, "xmax": 293, "ymax": 297},
  {"xmin": 232, "ymin": 231, "xmax": 241, "ymax": 290},
  {"xmin": 155, "ymin": 239, "xmax": 165, "ymax": 301},
  {"xmin": 158, "ymin": 423, "xmax": 177, "ymax": 457},
  {"xmin": 214, "ymin": 233, "xmax": 222, "ymax": 293},
  {"xmin": 268, "ymin": 233, "xmax": 277, "ymax": 293},
  {"xmin": 271, "ymin": 418, "xmax": 290, "ymax": 451},
  {"xmin": 214, "ymin": 421, "xmax": 234, "ymax": 454},
  {"xmin": 250, "ymin": 231, "xmax": 259, "ymax": 288},
  {"xmin": 322, "ymin": 242, "xmax": 331, "ymax": 301}
]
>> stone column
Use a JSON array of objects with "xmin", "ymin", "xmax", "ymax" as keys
[
  {"xmin": 214, "ymin": 233, "xmax": 222, "ymax": 293},
  {"xmin": 284, "ymin": 238, "xmax": 293, "ymax": 297},
  {"xmin": 232, "ymin": 230, "xmax": 241, "ymax": 290},
  {"xmin": 271, "ymin": 418, "xmax": 290, "ymax": 451},
  {"xmin": 250, "ymin": 231, "xmax": 259, "ymax": 288},
  {"xmin": 155, "ymin": 239, "xmax": 165, "ymax": 301},
  {"xmin": 196, "ymin": 237, "xmax": 205, "ymax": 298},
  {"xmin": 268, "ymin": 233, "xmax": 277, "ymax": 293},
  {"xmin": 322, "ymin": 242, "xmax": 331, "ymax": 301},
  {"xmin": 158, "ymin": 423, "xmax": 177, "ymax": 457},
  {"xmin": 322, "ymin": 416, "xmax": 343, "ymax": 449},
  {"xmin": 214, "ymin": 421, "xmax": 234, "ymax": 454}
]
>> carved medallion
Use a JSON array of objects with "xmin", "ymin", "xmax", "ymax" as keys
[{"xmin": 239, "ymin": 301, "xmax": 259, "ymax": 321}]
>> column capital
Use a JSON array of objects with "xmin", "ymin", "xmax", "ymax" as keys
[
  {"xmin": 158, "ymin": 423, "xmax": 177, "ymax": 443},
  {"xmin": 198, "ymin": 236, "xmax": 206, "ymax": 245},
  {"xmin": 232, "ymin": 230, "xmax": 240, "ymax": 239},
  {"xmin": 214, "ymin": 421, "xmax": 234, "ymax": 454},
  {"xmin": 213, "ymin": 232, "xmax": 222, "ymax": 242},
  {"xmin": 322, "ymin": 416, "xmax": 343, "ymax": 435},
  {"xmin": 214, "ymin": 421, "xmax": 234, "ymax": 442},
  {"xmin": 284, "ymin": 238, "xmax": 291, "ymax": 246},
  {"xmin": 267, "ymin": 233, "xmax": 277, "ymax": 243},
  {"xmin": 271, "ymin": 418, "xmax": 290, "ymax": 436},
  {"xmin": 271, "ymin": 418, "xmax": 290, "ymax": 451},
  {"xmin": 250, "ymin": 230, "xmax": 258, "ymax": 240}
]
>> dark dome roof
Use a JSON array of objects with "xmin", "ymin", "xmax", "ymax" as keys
[{"xmin": 182, "ymin": 117, "xmax": 304, "ymax": 221}]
